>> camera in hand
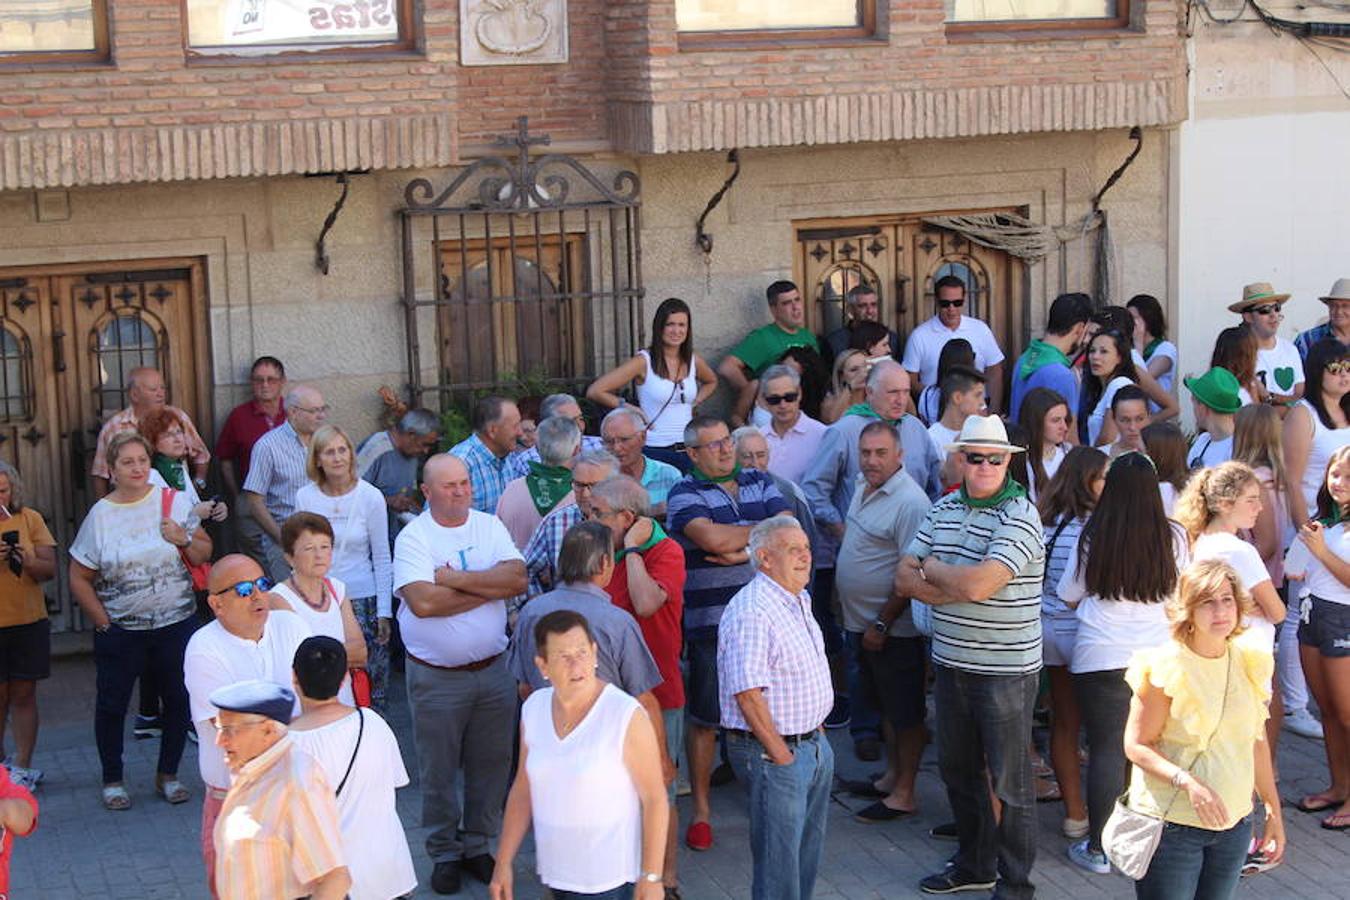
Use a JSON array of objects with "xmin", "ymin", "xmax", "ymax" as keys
[{"xmin": 1, "ymin": 530, "xmax": 20, "ymax": 577}]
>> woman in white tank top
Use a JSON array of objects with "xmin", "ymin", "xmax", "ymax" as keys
[
  {"xmin": 491, "ymin": 611, "xmax": 668, "ymax": 900},
  {"xmin": 1283, "ymin": 341, "xmax": 1350, "ymax": 526},
  {"xmin": 586, "ymin": 298, "xmax": 717, "ymax": 454}
]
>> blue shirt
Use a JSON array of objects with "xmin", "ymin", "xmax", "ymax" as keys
[
  {"xmin": 1295, "ymin": 323, "xmax": 1350, "ymax": 360},
  {"xmin": 666, "ymin": 469, "xmax": 787, "ymax": 639},
  {"xmin": 449, "ymin": 432, "xmax": 509, "ymax": 515},
  {"xmin": 1009, "ymin": 352, "xmax": 1080, "ymax": 422}
]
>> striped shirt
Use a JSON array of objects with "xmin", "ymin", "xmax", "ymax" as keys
[
  {"xmin": 450, "ymin": 432, "xmax": 510, "ymax": 514},
  {"xmin": 214, "ymin": 736, "xmax": 346, "ymax": 900},
  {"xmin": 243, "ymin": 420, "xmax": 309, "ymax": 524},
  {"xmin": 717, "ymin": 573, "xmax": 833, "ymax": 734},
  {"xmin": 522, "ymin": 501, "xmax": 584, "ymax": 598},
  {"xmin": 906, "ymin": 491, "xmax": 1045, "ymax": 675},
  {"xmin": 666, "ymin": 469, "xmax": 787, "ymax": 639},
  {"xmin": 1040, "ymin": 515, "xmax": 1086, "ymax": 622}
]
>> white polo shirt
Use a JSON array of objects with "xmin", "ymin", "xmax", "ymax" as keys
[
  {"xmin": 393, "ymin": 508, "xmax": 523, "ymax": 668},
  {"xmin": 183, "ymin": 610, "xmax": 313, "ymax": 789},
  {"xmin": 902, "ymin": 315, "xmax": 1005, "ymax": 388}
]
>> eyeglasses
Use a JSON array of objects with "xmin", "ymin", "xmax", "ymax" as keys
[
  {"xmin": 764, "ymin": 391, "xmax": 800, "ymax": 406},
  {"xmin": 691, "ymin": 435, "xmax": 734, "ymax": 452},
  {"xmin": 572, "ymin": 479, "xmax": 601, "ymax": 493},
  {"xmin": 1248, "ymin": 304, "xmax": 1282, "ymax": 316},
  {"xmin": 211, "ymin": 577, "xmax": 274, "ymax": 599},
  {"xmin": 1326, "ymin": 360, "xmax": 1350, "ymax": 376},
  {"xmin": 937, "ymin": 299, "xmax": 965, "ymax": 309},
  {"xmin": 602, "ymin": 432, "xmax": 641, "ymax": 447},
  {"xmin": 962, "ymin": 452, "xmax": 1007, "ymax": 466},
  {"xmin": 210, "ymin": 716, "xmax": 268, "ymax": 738},
  {"xmin": 293, "ymin": 405, "xmax": 330, "ymax": 415}
]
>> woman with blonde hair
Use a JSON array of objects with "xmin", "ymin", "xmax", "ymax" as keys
[
  {"xmin": 1122, "ymin": 559, "xmax": 1284, "ymax": 898},
  {"xmin": 295, "ymin": 424, "xmax": 390, "ymax": 709},
  {"xmin": 819, "ymin": 348, "xmax": 869, "ymax": 425}
]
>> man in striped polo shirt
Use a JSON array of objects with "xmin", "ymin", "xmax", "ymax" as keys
[
  {"xmin": 667, "ymin": 415, "xmax": 788, "ymax": 853},
  {"xmin": 897, "ymin": 415, "xmax": 1044, "ymax": 899}
]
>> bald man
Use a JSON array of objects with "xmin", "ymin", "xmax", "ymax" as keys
[
  {"xmin": 183, "ymin": 554, "xmax": 313, "ymax": 897},
  {"xmin": 393, "ymin": 454, "xmax": 527, "ymax": 895},
  {"xmin": 243, "ymin": 384, "xmax": 330, "ymax": 581},
  {"xmin": 90, "ymin": 366, "xmax": 210, "ymax": 497}
]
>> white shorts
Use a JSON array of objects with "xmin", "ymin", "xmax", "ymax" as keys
[{"xmin": 1042, "ymin": 615, "xmax": 1078, "ymax": 668}]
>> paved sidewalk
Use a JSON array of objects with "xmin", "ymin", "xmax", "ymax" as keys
[{"xmin": 9, "ymin": 653, "xmax": 1344, "ymax": 898}]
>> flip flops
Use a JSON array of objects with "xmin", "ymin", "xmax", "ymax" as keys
[
  {"xmin": 1321, "ymin": 810, "xmax": 1350, "ymax": 831},
  {"xmin": 156, "ymin": 779, "xmax": 190, "ymax": 805},
  {"xmin": 101, "ymin": 784, "xmax": 131, "ymax": 811},
  {"xmin": 1295, "ymin": 793, "xmax": 1344, "ymax": 814}
]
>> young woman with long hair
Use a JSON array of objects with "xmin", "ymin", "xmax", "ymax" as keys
[
  {"xmin": 1286, "ymin": 445, "xmax": 1350, "ymax": 831},
  {"xmin": 1037, "ymin": 446, "xmax": 1108, "ymax": 842},
  {"xmin": 1127, "ymin": 293, "xmax": 1178, "ymax": 402},
  {"xmin": 1211, "ymin": 324, "xmax": 1264, "ymax": 406},
  {"xmin": 587, "ymin": 297, "xmax": 718, "ymax": 466},
  {"xmin": 820, "ymin": 349, "xmax": 869, "ymax": 425},
  {"xmin": 1018, "ymin": 387, "xmax": 1073, "ymax": 501},
  {"xmin": 1056, "ymin": 452, "xmax": 1189, "ymax": 874},
  {"xmin": 916, "ymin": 338, "xmax": 977, "ymax": 425},
  {"xmin": 1142, "ymin": 422, "xmax": 1189, "ymax": 516},
  {"xmin": 1080, "ymin": 330, "xmax": 1139, "ymax": 448},
  {"xmin": 1080, "ymin": 307, "xmax": 1179, "ymax": 422},
  {"xmin": 1284, "ymin": 339, "xmax": 1350, "ymax": 528}
]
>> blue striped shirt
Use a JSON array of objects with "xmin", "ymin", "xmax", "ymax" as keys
[
  {"xmin": 450, "ymin": 433, "xmax": 509, "ymax": 515},
  {"xmin": 666, "ymin": 469, "xmax": 787, "ymax": 639},
  {"xmin": 242, "ymin": 421, "xmax": 309, "ymax": 523}
]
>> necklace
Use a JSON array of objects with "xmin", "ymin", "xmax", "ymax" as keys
[
  {"xmin": 287, "ymin": 577, "xmax": 329, "ymax": 612},
  {"xmin": 552, "ymin": 683, "xmax": 603, "ymax": 737}
]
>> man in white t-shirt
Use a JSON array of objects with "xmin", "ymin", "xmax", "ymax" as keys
[
  {"xmin": 902, "ymin": 275, "xmax": 1006, "ymax": 413},
  {"xmin": 1233, "ymin": 281, "xmax": 1305, "ymax": 410},
  {"xmin": 183, "ymin": 553, "xmax": 313, "ymax": 898},
  {"xmin": 394, "ymin": 453, "xmax": 527, "ymax": 896}
]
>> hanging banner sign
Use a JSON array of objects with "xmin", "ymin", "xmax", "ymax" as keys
[{"xmin": 225, "ymin": 0, "xmax": 399, "ymax": 44}]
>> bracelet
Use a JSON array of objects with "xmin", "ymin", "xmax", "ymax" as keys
[
  {"xmin": 639, "ymin": 871, "xmax": 663, "ymax": 884},
  {"xmin": 1170, "ymin": 769, "xmax": 1186, "ymax": 788}
]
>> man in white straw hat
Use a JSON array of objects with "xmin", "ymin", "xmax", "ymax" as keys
[
  {"xmin": 1296, "ymin": 277, "xmax": 1350, "ymax": 359},
  {"xmin": 895, "ymin": 415, "xmax": 1045, "ymax": 898},
  {"xmin": 1231, "ymin": 281, "xmax": 1305, "ymax": 409}
]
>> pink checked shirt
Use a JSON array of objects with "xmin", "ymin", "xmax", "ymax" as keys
[{"xmin": 717, "ymin": 572, "xmax": 833, "ymax": 735}]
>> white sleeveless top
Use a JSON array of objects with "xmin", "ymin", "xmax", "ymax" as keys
[
  {"xmin": 636, "ymin": 349, "xmax": 699, "ymax": 447},
  {"xmin": 1298, "ymin": 399, "xmax": 1349, "ymax": 514},
  {"xmin": 272, "ymin": 578, "xmax": 354, "ymax": 706},
  {"xmin": 523, "ymin": 683, "xmax": 642, "ymax": 893}
]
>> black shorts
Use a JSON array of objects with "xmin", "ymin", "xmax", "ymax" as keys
[
  {"xmin": 856, "ymin": 634, "xmax": 927, "ymax": 731},
  {"xmin": 0, "ymin": 618, "xmax": 51, "ymax": 681},
  {"xmin": 685, "ymin": 634, "xmax": 721, "ymax": 728},
  {"xmin": 1298, "ymin": 595, "xmax": 1350, "ymax": 659}
]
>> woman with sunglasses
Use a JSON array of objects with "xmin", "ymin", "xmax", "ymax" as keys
[
  {"xmin": 69, "ymin": 432, "xmax": 211, "ymax": 811},
  {"xmin": 587, "ymin": 298, "xmax": 717, "ymax": 470},
  {"xmin": 820, "ymin": 349, "xmax": 870, "ymax": 425},
  {"xmin": 1056, "ymin": 452, "xmax": 1190, "ymax": 874},
  {"xmin": 1284, "ymin": 339, "xmax": 1350, "ymax": 528}
]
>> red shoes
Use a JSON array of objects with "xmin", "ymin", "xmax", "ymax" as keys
[{"xmin": 684, "ymin": 820, "xmax": 713, "ymax": 851}]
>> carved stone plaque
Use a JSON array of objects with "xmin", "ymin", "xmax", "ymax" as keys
[{"xmin": 460, "ymin": 0, "xmax": 568, "ymax": 66}]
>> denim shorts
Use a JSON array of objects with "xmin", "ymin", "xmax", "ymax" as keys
[
  {"xmin": 685, "ymin": 634, "xmax": 721, "ymax": 727},
  {"xmin": 1298, "ymin": 594, "xmax": 1350, "ymax": 658}
]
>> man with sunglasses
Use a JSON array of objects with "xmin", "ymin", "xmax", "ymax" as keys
[
  {"xmin": 1232, "ymin": 281, "xmax": 1305, "ymax": 410},
  {"xmin": 903, "ymin": 275, "xmax": 1006, "ymax": 414},
  {"xmin": 896, "ymin": 416, "xmax": 1045, "ymax": 898},
  {"xmin": 184, "ymin": 554, "xmax": 313, "ymax": 897},
  {"xmin": 757, "ymin": 364, "xmax": 826, "ymax": 485}
]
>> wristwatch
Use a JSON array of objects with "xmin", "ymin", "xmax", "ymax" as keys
[
  {"xmin": 871, "ymin": 618, "xmax": 888, "ymax": 635},
  {"xmin": 640, "ymin": 871, "xmax": 663, "ymax": 884}
]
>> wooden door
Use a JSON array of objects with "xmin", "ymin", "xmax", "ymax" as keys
[
  {"xmin": 797, "ymin": 225, "xmax": 902, "ymax": 339},
  {"xmin": 0, "ymin": 261, "xmax": 208, "ymax": 630}
]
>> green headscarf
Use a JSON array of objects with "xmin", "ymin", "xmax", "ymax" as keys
[
  {"xmin": 525, "ymin": 462, "xmax": 573, "ymax": 516},
  {"xmin": 1017, "ymin": 339, "xmax": 1071, "ymax": 380},
  {"xmin": 957, "ymin": 475, "xmax": 1027, "ymax": 509},
  {"xmin": 844, "ymin": 403, "xmax": 900, "ymax": 427},
  {"xmin": 1319, "ymin": 501, "xmax": 1345, "ymax": 528},
  {"xmin": 616, "ymin": 520, "xmax": 668, "ymax": 561},
  {"xmin": 152, "ymin": 453, "xmax": 187, "ymax": 492},
  {"xmin": 691, "ymin": 464, "xmax": 741, "ymax": 484}
]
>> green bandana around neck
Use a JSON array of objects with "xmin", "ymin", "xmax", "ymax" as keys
[
  {"xmin": 616, "ymin": 520, "xmax": 668, "ymax": 561},
  {"xmin": 1143, "ymin": 337, "xmax": 1164, "ymax": 361},
  {"xmin": 152, "ymin": 453, "xmax": 187, "ymax": 492},
  {"xmin": 1319, "ymin": 501, "xmax": 1345, "ymax": 528},
  {"xmin": 525, "ymin": 462, "xmax": 573, "ymax": 516},
  {"xmin": 844, "ymin": 403, "xmax": 900, "ymax": 426},
  {"xmin": 1017, "ymin": 339, "xmax": 1071, "ymax": 380},
  {"xmin": 958, "ymin": 475, "xmax": 1027, "ymax": 509},
  {"xmin": 691, "ymin": 463, "xmax": 742, "ymax": 484}
]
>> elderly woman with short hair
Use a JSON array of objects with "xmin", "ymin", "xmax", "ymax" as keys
[{"xmin": 70, "ymin": 431, "xmax": 210, "ymax": 810}]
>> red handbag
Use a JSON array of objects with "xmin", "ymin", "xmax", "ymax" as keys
[
  {"xmin": 160, "ymin": 488, "xmax": 210, "ymax": 591},
  {"xmin": 322, "ymin": 577, "xmax": 372, "ymax": 708}
]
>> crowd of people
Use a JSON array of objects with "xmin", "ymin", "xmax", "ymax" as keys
[{"xmin": 0, "ymin": 272, "xmax": 1347, "ymax": 900}]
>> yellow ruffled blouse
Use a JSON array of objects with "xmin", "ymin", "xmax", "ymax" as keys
[{"xmin": 1124, "ymin": 639, "xmax": 1273, "ymax": 831}]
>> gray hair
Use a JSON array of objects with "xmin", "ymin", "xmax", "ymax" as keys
[
  {"xmin": 539, "ymin": 393, "xmax": 580, "ymax": 420},
  {"xmin": 0, "ymin": 460, "xmax": 25, "ymax": 511},
  {"xmin": 747, "ymin": 516, "xmax": 805, "ymax": 571},
  {"xmin": 558, "ymin": 521, "xmax": 614, "ymax": 583},
  {"xmin": 683, "ymin": 414, "xmax": 725, "ymax": 448},
  {"xmin": 125, "ymin": 366, "xmax": 159, "ymax": 393},
  {"xmin": 573, "ymin": 448, "xmax": 620, "ymax": 475},
  {"xmin": 601, "ymin": 405, "xmax": 648, "ymax": 434},
  {"xmin": 397, "ymin": 408, "xmax": 441, "ymax": 437},
  {"xmin": 285, "ymin": 385, "xmax": 321, "ymax": 409},
  {"xmin": 866, "ymin": 358, "xmax": 903, "ymax": 392},
  {"xmin": 731, "ymin": 425, "xmax": 766, "ymax": 452},
  {"xmin": 535, "ymin": 416, "xmax": 581, "ymax": 466},
  {"xmin": 759, "ymin": 364, "xmax": 801, "ymax": 391},
  {"xmin": 592, "ymin": 475, "xmax": 651, "ymax": 518}
]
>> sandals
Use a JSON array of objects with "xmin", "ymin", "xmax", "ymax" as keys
[
  {"xmin": 1035, "ymin": 774, "xmax": 1063, "ymax": 803},
  {"xmin": 1321, "ymin": 809, "xmax": 1350, "ymax": 831},
  {"xmin": 1296, "ymin": 792, "xmax": 1345, "ymax": 814},
  {"xmin": 156, "ymin": 778, "xmax": 191, "ymax": 805},
  {"xmin": 102, "ymin": 783, "xmax": 131, "ymax": 811}
]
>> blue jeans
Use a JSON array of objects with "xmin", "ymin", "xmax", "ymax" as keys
[
  {"xmin": 551, "ymin": 884, "xmax": 633, "ymax": 900},
  {"xmin": 1135, "ymin": 816, "xmax": 1251, "ymax": 900},
  {"xmin": 726, "ymin": 729, "xmax": 835, "ymax": 900},
  {"xmin": 934, "ymin": 665, "xmax": 1039, "ymax": 900}
]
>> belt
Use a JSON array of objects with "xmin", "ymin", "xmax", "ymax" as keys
[
  {"xmin": 408, "ymin": 650, "xmax": 501, "ymax": 673},
  {"xmin": 727, "ymin": 727, "xmax": 822, "ymax": 745}
]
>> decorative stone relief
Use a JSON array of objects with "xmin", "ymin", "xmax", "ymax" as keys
[{"xmin": 460, "ymin": 0, "xmax": 568, "ymax": 66}]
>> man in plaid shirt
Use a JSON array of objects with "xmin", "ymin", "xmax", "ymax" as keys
[
  {"xmin": 449, "ymin": 396, "xmax": 522, "ymax": 515},
  {"xmin": 718, "ymin": 516, "xmax": 833, "ymax": 900},
  {"xmin": 520, "ymin": 450, "xmax": 620, "ymax": 599}
]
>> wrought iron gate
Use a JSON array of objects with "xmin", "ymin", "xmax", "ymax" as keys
[{"xmin": 399, "ymin": 117, "xmax": 643, "ymax": 409}]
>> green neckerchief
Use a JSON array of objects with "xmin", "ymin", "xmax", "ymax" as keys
[
  {"xmin": 844, "ymin": 403, "xmax": 901, "ymax": 427},
  {"xmin": 1319, "ymin": 501, "xmax": 1344, "ymax": 528},
  {"xmin": 1017, "ymin": 338, "xmax": 1072, "ymax": 380},
  {"xmin": 691, "ymin": 463, "xmax": 741, "ymax": 484},
  {"xmin": 1143, "ymin": 337, "xmax": 1164, "ymax": 361},
  {"xmin": 958, "ymin": 475, "xmax": 1027, "ymax": 509},
  {"xmin": 152, "ymin": 453, "xmax": 187, "ymax": 491},
  {"xmin": 616, "ymin": 520, "xmax": 668, "ymax": 561},
  {"xmin": 525, "ymin": 462, "xmax": 573, "ymax": 517}
]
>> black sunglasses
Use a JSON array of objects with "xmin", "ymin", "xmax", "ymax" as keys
[
  {"xmin": 212, "ymin": 577, "xmax": 274, "ymax": 599},
  {"xmin": 937, "ymin": 298, "xmax": 965, "ymax": 309},
  {"xmin": 764, "ymin": 392, "xmax": 800, "ymax": 406},
  {"xmin": 1248, "ymin": 304, "xmax": 1282, "ymax": 316},
  {"xmin": 962, "ymin": 452, "xmax": 1007, "ymax": 466}
]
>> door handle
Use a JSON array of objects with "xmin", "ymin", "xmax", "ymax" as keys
[{"xmin": 51, "ymin": 328, "xmax": 66, "ymax": 372}]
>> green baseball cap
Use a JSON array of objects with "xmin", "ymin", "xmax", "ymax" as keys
[{"xmin": 1184, "ymin": 367, "xmax": 1242, "ymax": 415}]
